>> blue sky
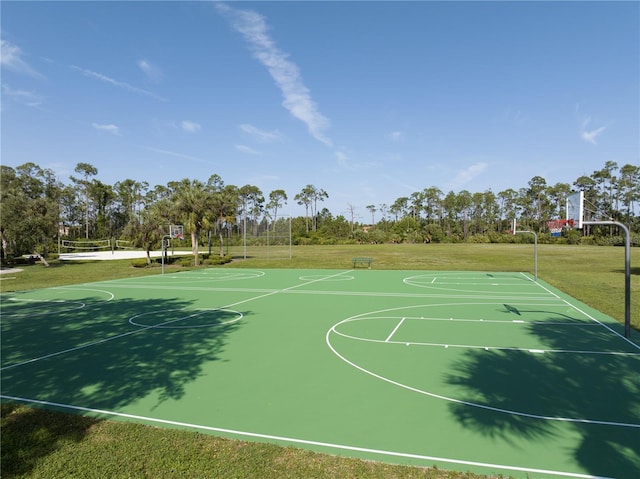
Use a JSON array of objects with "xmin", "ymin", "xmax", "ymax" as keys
[{"xmin": 2, "ymin": 1, "xmax": 638, "ymax": 219}]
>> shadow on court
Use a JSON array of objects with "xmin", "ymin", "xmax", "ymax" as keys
[
  {"xmin": 1, "ymin": 294, "xmax": 247, "ymax": 476},
  {"xmin": 445, "ymin": 322, "xmax": 640, "ymax": 478},
  {"xmin": 2, "ymin": 296, "xmax": 247, "ymax": 407}
]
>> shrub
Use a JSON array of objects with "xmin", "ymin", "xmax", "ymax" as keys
[
  {"xmin": 203, "ymin": 254, "xmax": 232, "ymax": 266},
  {"xmin": 131, "ymin": 259, "xmax": 148, "ymax": 268},
  {"xmin": 179, "ymin": 257, "xmax": 196, "ymax": 267}
]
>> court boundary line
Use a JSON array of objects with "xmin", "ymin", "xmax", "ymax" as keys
[
  {"xmin": 326, "ymin": 302, "xmax": 640, "ymax": 429},
  {"xmin": 3, "ymin": 269, "xmax": 637, "ymax": 477},
  {"xmin": 0, "ymin": 394, "xmax": 617, "ymax": 479},
  {"xmin": 530, "ymin": 277, "xmax": 640, "ymax": 351}
]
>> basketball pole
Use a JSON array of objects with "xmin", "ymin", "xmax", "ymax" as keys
[
  {"xmin": 582, "ymin": 220, "xmax": 632, "ymax": 339},
  {"xmin": 161, "ymin": 235, "xmax": 171, "ymax": 275}
]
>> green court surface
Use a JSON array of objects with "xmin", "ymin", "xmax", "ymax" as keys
[{"xmin": 1, "ymin": 268, "xmax": 639, "ymax": 478}]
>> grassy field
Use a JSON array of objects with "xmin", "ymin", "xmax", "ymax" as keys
[{"xmin": 1, "ymin": 243, "xmax": 638, "ymax": 478}]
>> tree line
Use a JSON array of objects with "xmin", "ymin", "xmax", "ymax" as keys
[{"xmin": 1, "ymin": 160, "xmax": 638, "ymax": 263}]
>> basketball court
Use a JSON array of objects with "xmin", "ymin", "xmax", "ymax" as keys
[{"xmin": 2, "ymin": 267, "xmax": 638, "ymax": 478}]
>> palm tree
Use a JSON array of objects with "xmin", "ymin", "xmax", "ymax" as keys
[
  {"xmin": 211, "ymin": 184, "xmax": 239, "ymax": 257},
  {"xmin": 171, "ymin": 179, "xmax": 213, "ymax": 266},
  {"xmin": 123, "ymin": 202, "xmax": 167, "ymax": 265}
]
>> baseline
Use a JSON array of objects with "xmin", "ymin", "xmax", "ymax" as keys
[{"xmin": 0, "ymin": 394, "xmax": 620, "ymax": 479}]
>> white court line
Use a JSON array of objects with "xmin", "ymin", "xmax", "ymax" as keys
[
  {"xmin": 333, "ymin": 328, "xmax": 640, "ymax": 357},
  {"xmin": 1, "ymin": 270, "xmax": 353, "ymax": 371},
  {"xmin": 527, "ymin": 273, "xmax": 640, "ymax": 351},
  {"xmin": 327, "ymin": 328, "xmax": 640, "ymax": 428},
  {"xmin": 385, "ymin": 317, "xmax": 406, "ymax": 342},
  {"xmin": 87, "ymin": 281, "xmax": 563, "ymax": 302},
  {"xmin": 327, "ymin": 303, "xmax": 640, "ymax": 428},
  {"xmin": 0, "ymin": 394, "xmax": 617, "ymax": 479}
]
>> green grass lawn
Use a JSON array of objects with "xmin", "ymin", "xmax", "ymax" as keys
[{"xmin": 1, "ymin": 243, "xmax": 637, "ymax": 478}]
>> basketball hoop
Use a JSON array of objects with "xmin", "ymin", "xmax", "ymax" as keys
[{"xmin": 170, "ymin": 224, "xmax": 184, "ymax": 240}]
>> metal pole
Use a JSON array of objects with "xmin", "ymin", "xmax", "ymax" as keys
[
  {"xmin": 243, "ymin": 213, "xmax": 247, "ymax": 260},
  {"xmin": 161, "ymin": 235, "xmax": 170, "ymax": 275},
  {"xmin": 583, "ymin": 221, "xmax": 631, "ymax": 338}
]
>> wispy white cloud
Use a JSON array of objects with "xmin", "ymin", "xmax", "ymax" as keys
[
  {"xmin": 92, "ymin": 123, "xmax": 121, "ymax": 135},
  {"xmin": 217, "ymin": 3, "xmax": 332, "ymax": 146},
  {"xmin": 141, "ymin": 145, "xmax": 215, "ymax": 165},
  {"xmin": 1, "ymin": 40, "xmax": 43, "ymax": 78},
  {"xmin": 71, "ymin": 65, "xmax": 166, "ymax": 101},
  {"xmin": 580, "ymin": 117, "xmax": 606, "ymax": 145},
  {"xmin": 138, "ymin": 59, "xmax": 163, "ymax": 82},
  {"xmin": 2, "ymin": 84, "xmax": 43, "ymax": 108},
  {"xmin": 388, "ymin": 131, "xmax": 403, "ymax": 142},
  {"xmin": 334, "ymin": 150, "xmax": 378, "ymax": 172},
  {"xmin": 335, "ymin": 151, "xmax": 355, "ymax": 171},
  {"xmin": 239, "ymin": 123, "xmax": 281, "ymax": 142},
  {"xmin": 581, "ymin": 126, "xmax": 606, "ymax": 145},
  {"xmin": 235, "ymin": 144, "xmax": 261, "ymax": 155},
  {"xmin": 577, "ymin": 107, "xmax": 607, "ymax": 145},
  {"xmin": 181, "ymin": 120, "xmax": 201, "ymax": 133},
  {"xmin": 448, "ymin": 162, "xmax": 488, "ymax": 189},
  {"xmin": 380, "ymin": 174, "xmax": 418, "ymax": 193}
]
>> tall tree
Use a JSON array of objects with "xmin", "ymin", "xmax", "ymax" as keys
[
  {"xmin": 310, "ymin": 186, "xmax": 328, "ymax": 232},
  {"xmin": 70, "ymin": 163, "xmax": 98, "ymax": 239},
  {"xmin": 497, "ymin": 188, "xmax": 518, "ymax": 231},
  {"xmin": 267, "ymin": 189, "xmax": 288, "ymax": 231},
  {"xmin": 122, "ymin": 200, "xmax": 168, "ymax": 265},
  {"xmin": 89, "ymin": 180, "xmax": 116, "ymax": 239},
  {"xmin": 441, "ymin": 191, "xmax": 458, "ymax": 237},
  {"xmin": 366, "ymin": 204, "xmax": 376, "ymax": 226},
  {"xmin": 527, "ymin": 176, "xmax": 549, "ymax": 229},
  {"xmin": 423, "ymin": 187, "xmax": 443, "ymax": 223},
  {"xmin": 114, "ymin": 179, "xmax": 149, "ymax": 231},
  {"xmin": 210, "ymin": 180, "xmax": 239, "ymax": 257},
  {"xmin": 618, "ymin": 163, "xmax": 640, "ymax": 220},
  {"xmin": 593, "ymin": 161, "xmax": 618, "ymax": 218},
  {"xmin": 171, "ymin": 179, "xmax": 213, "ymax": 266},
  {"xmin": 409, "ymin": 191, "xmax": 425, "ymax": 220},
  {"xmin": 390, "ymin": 197, "xmax": 409, "ymax": 221},
  {"xmin": 456, "ymin": 190, "xmax": 473, "ymax": 239},
  {"xmin": 547, "ymin": 183, "xmax": 572, "ymax": 219},
  {"xmin": 238, "ymin": 185, "xmax": 264, "ymax": 237},
  {"xmin": 0, "ymin": 163, "xmax": 62, "ymax": 256},
  {"xmin": 294, "ymin": 185, "xmax": 314, "ymax": 233}
]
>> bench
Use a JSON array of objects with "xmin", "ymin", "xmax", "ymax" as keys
[{"xmin": 352, "ymin": 257, "xmax": 373, "ymax": 269}]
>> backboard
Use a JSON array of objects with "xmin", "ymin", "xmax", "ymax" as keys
[
  {"xmin": 169, "ymin": 224, "xmax": 184, "ymax": 239},
  {"xmin": 566, "ymin": 191, "xmax": 584, "ymax": 229}
]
